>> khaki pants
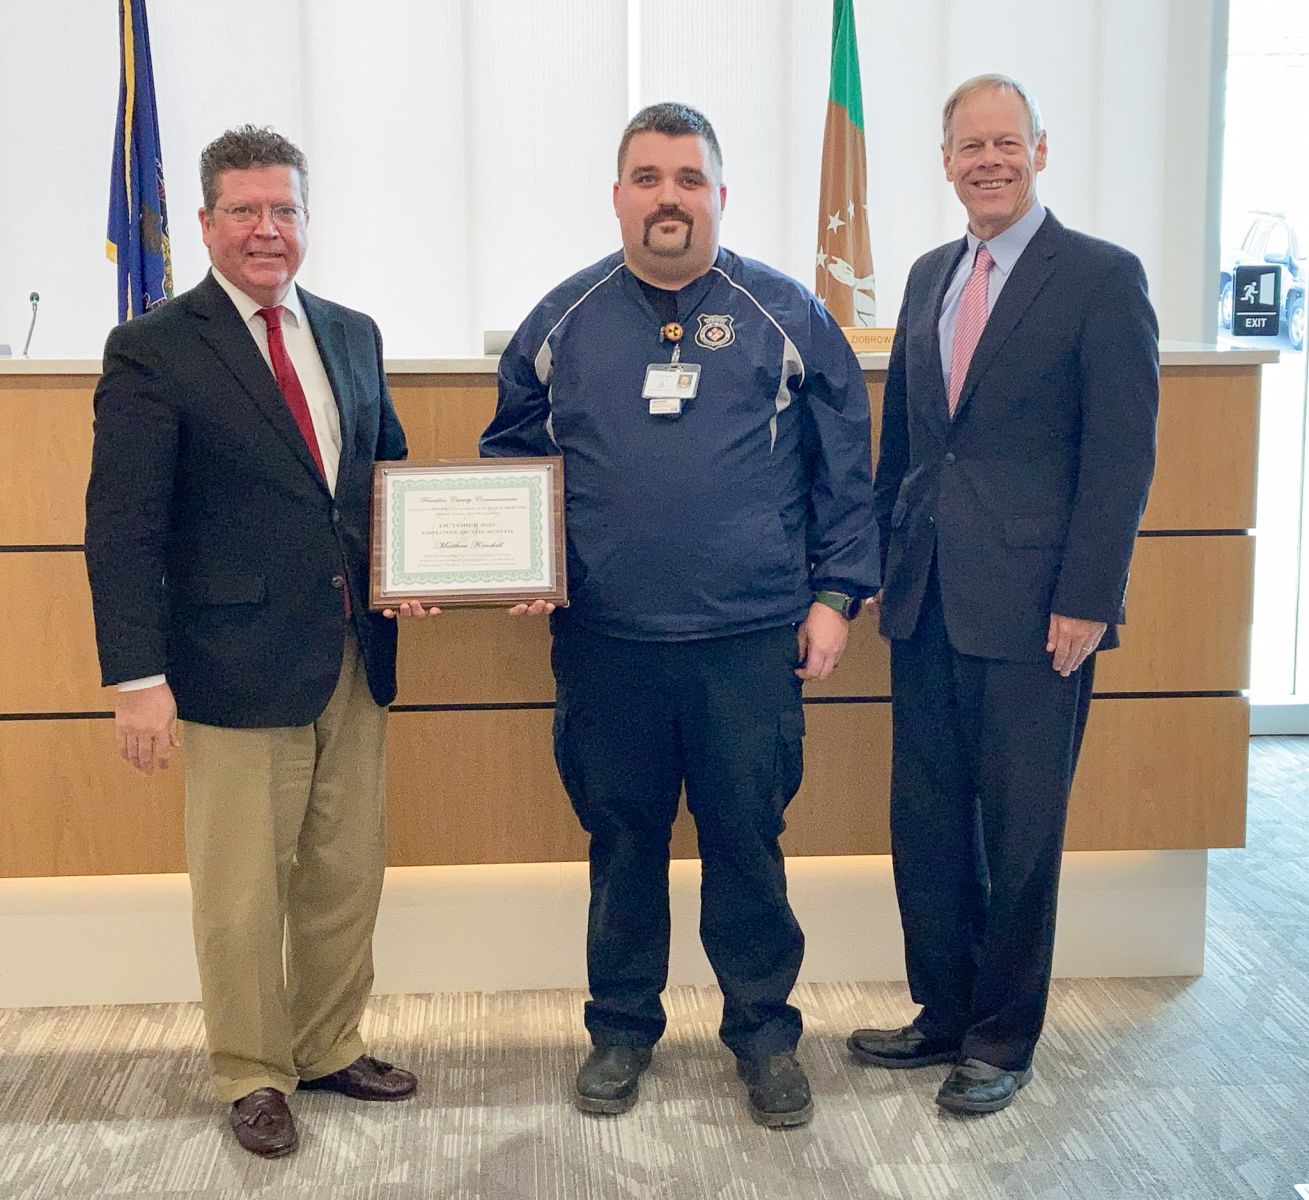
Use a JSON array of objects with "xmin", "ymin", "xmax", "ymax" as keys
[{"xmin": 182, "ymin": 635, "xmax": 389, "ymax": 1102}]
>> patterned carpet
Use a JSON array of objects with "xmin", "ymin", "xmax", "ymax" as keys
[{"xmin": 0, "ymin": 738, "xmax": 1306, "ymax": 1200}]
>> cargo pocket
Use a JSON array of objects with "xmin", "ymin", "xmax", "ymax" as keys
[
  {"xmin": 772, "ymin": 707, "xmax": 806, "ymax": 813},
  {"xmin": 552, "ymin": 698, "xmax": 592, "ymax": 830}
]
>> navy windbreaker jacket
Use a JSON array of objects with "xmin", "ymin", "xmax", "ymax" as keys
[{"xmin": 481, "ymin": 248, "xmax": 880, "ymax": 641}]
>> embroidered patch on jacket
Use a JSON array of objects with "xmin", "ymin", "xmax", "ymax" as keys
[{"xmin": 695, "ymin": 314, "xmax": 736, "ymax": 350}]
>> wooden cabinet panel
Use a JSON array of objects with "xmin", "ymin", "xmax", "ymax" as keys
[
  {"xmin": 0, "ymin": 364, "xmax": 1255, "ymax": 878},
  {"xmin": 395, "ymin": 611, "xmax": 554, "ymax": 705},
  {"xmin": 0, "ymin": 367, "xmax": 1261, "ymax": 546},
  {"xmin": 0, "ymin": 378, "xmax": 95, "ymax": 545},
  {"xmin": 0, "ymin": 693, "xmax": 1246, "ymax": 878},
  {"xmin": 1096, "ymin": 534, "xmax": 1253, "ymax": 692},
  {"xmin": 866, "ymin": 367, "xmax": 1259, "ymax": 532},
  {"xmin": 390, "ymin": 378, "xmax": 496, "ymax": 462},
  {"xmin": 386, "ymin": 709, "xmax": 580, "ymax": 866},
  {"xmin": 1067, "ymin": 696, "xmax": 1248, "ymax": 849},
  {"xmin": 0, "ymin": 552, "xmax": 107, "ymax": 713},
  {"xmin": 0, "ymin": 534, "xmax": 1250, "ymax": 714},
  {"xmin": 0, "ymin": 719, "xmax": 187, "ymax": 877},
  {"xmin": 1141, "ymin": 366, "xmax": 1261, "ymax": 531},
  {"xmin": 1143, "ymin": 367, "xmax": 1259, "ymax": 531}
]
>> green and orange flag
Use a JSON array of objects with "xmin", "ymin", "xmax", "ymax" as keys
[{"xmin": 815, "ymin": 0, "xmax": 876, "ymax": 327}]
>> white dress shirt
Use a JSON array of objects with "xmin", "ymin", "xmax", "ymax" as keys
[{"xmin": 210, "ymin": 268, "xmax": 343, "ymax": 496}]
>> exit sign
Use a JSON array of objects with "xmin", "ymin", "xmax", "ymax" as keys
[{"xmin": 1232, "ymin": 265, "xmax": 1281, "ymax": 337}]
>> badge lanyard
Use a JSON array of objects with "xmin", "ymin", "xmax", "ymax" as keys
[{"xmin": 642, "ymin": 321, "xmax": 701, "ymax": 417}]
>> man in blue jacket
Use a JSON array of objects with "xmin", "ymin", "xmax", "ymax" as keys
[{"xmin": 481, "ymin": 103, "xmax": 879, "ymax": 1126}]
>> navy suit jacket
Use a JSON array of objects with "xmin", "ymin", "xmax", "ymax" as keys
[
  {"xmin": 874, "ymin": 211, "xmax": 1159, "ymax": 661},
  {"xmin": 85, "ymin": 272, "xmax": 407, "ymax": 726}
]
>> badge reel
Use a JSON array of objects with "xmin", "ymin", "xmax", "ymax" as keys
[{"xmin": 643, "ymin": 321, "xmax": 701, "ymax": 417}]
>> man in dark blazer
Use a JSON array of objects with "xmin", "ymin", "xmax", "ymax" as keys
[
  {"xmin": 847, "ymin": 76, "xmax": 1158, "ymax": 1114},
  {"xmin": 85, "ymin": 127, "xmax": 415, "ymax": 1157}
]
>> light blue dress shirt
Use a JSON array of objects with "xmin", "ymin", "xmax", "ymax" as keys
[{"xmin": 938, "ymin": 200, "xmax": 1047, "ymax": 397}]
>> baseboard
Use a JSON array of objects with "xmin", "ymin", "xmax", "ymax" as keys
[
  {"xmin": 1249, "ymin": 701, "xmax": 1309, "ymax": 735},
  {"xmin": 0, "ymin": 851, "xmax": 1207, "ymax": 1009}
]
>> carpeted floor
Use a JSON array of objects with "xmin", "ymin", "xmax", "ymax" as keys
[{"xmin": 0, "ymin": 738, "xmax": 1305, "ymax": 1200}]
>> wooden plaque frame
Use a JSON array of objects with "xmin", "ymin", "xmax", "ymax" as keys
[{"xmin": 370, "ymin": 457, "xmax": 568, "ymax": 610}]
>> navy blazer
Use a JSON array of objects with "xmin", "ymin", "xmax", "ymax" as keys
[
  {"xmin": 874, "ymin": 211, "xmax": 1159, "ymax": 662},
  {"xmin": 85, "ymin": 272, "xmax": 407, "ymax": 726}
]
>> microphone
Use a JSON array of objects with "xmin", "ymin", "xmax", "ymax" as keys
[{"xmin": 21, "ymin": 292, "xmax": 39, "ymax": 358}]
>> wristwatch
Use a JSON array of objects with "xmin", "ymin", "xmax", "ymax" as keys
[{"xmin": 813, "ymin": 589, "xmax": 860, "ymax": 621}]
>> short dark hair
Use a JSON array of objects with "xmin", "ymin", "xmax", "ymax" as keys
[
  {"xmin": 199, "ymin": 125, "xmax": 309, "ymax": 211},
  {"xmin": 617, "ymin": 103, "xmax": 722, "ymax": 179}
]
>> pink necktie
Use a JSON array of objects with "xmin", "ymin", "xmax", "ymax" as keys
[
  {"xmin": 947, "ymin": 244, "xmax": 994, "ymax": 418},
  {"xmin": 257, "ymin": 305, "xmax": 326, "ymax": 479}
]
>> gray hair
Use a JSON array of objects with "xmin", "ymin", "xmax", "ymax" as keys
[
  {"xmin": 200, "ymin": 125, "xmax": 309, "ymax": 211},
  {"xmin": 617, "ymin": 102, "xmax": 723, "ymax": 179},
  {"xmin": 942, "ymin": 74, "xmax": 1044, "ymax": 147}
]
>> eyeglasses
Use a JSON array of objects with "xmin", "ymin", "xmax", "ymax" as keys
[{"xmin": 212, "ymin": 204, "xmax": 307, "ymax": 228}]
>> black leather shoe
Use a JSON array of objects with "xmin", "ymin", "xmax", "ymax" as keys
[
  {"xmin": 300, "ymin": 1055, "xmax": 417, "ymax": 1101},
  {"xmin": 736, "ymin": 1052, "xmax": 813, "ymax": 1128},
  {"xmin": 574, "ymin": 1045, "xmax": 653, "ymax": 1114},
  {"xmin": 229, "ymin": 1088, "xmax": 298, "ymax": 1158},
  {"xmin": 935, "ymin": 1057, "xmax": 1033, "ymax": 1114},
  {"xmin": 847, "ymin": 1024, "xmax": 961, "ymax": 1068}
]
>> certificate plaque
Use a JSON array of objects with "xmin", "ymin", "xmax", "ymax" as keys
[{"xmin": 370, "ymin": 457, "xmax": 568, "ymax": 610}]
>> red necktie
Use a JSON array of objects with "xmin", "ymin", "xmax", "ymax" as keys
[
  {"xmin": 258, "ymin": 305, "xmax": 350, "ymax": 617},
  {"xmin": 947, "ymin": 244, "xmax": 994, "ymax": 418},
  {"xmin": 257, "ymin": 305, "xmax": 326, "ymax": 479}
]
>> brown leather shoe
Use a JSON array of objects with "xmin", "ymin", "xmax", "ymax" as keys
[
  {"xmin": 300, "ymin": 1055, "xmax": 417, "ymax": 1101},
  {"xmin": 229, "ymin": 1088, "xmax": 298, "ymax": 1158}
]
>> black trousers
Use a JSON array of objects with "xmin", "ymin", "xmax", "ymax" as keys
[
  {"xmin": 551, "ymin": 621, "xmax": 806, "ymax": 1060},
  {"xmin": 888, "ymin": 571, "xmax": 1094, "ymax": 1071}
]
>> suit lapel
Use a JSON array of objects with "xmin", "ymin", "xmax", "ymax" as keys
[
  {"xmin": 188, "ymin": 274, "xmax": 331, "ymax": 491},
  {"xmin": 300, "ymin": 288, "xmax": 356, "ymax": 475},
  {"xmin": 952, "ymin": 213, "xmax": 1060, "ymax": 422},
  {"xmin": 928, "ymin": 238, "xmax": 969, "ymax": 427}
]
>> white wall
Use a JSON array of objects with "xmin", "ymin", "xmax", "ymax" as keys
[{"xmin": 0, "ymin": 0, "xmax": 1222, "ymax": 360}]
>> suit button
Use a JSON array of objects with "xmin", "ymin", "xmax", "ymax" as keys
[
  {"xmin": 331, "ymin": 510, "xmax": 342, "ymax": 525},
  {"xmin": 944, "ymin": 452, "xmax": 956, "ymax": 464},
  {"xmin": 330, "ymin": 574, "xmax": 345, "ymax": 589},
  {"xmin": 927, "ymin": 516, "xmax": 935, "ymax": 525}
]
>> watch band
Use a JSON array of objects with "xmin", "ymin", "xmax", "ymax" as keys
[{"xmin": 813, "ymin": 589, "xmax": 859, "ymax": 621}]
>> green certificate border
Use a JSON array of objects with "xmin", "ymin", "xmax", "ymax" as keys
[{"xmin": 388, "ymin": 474, "xmax": 546, "ymax": 588}]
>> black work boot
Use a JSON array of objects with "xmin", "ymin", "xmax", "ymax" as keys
[
  {"xmin": 573, "ymin": 1045, "xmax": 653, "ymax": 1115},
  {"xmin": 736, "ymin": 1051, "xmax": 813, "ymax": 1127}
]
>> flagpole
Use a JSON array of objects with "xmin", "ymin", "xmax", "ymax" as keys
[{"xmin": 815, "ymin": 0, "xmax": 879, "ymax": 334}]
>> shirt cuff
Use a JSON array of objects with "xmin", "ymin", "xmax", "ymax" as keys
[{"xmin": 117, "ymin": 674, "xmax": 166, "ymax": 692}]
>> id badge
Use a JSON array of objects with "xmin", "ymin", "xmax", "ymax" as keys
[{"xmin": 643, "ymin": 362, "xmax": 701, "ymax": 417}]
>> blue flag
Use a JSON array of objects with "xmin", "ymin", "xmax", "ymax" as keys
[{"xmin": 107, "ymin": 0, "xmax": 173, "ymax": 322}]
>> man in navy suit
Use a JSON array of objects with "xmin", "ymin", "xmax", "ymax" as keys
[
  {"xmin": 86, "ymin": 127, "xmax": 415, "ymax": 1157},
  {"xmin": 847, "ymin": 75, "xmax": 1158, "ymax": 1113}
]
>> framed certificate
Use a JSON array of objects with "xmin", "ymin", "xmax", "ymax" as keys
[{"xmin": 369, "ymin": 457, "xmax": 568, "ymax": 610}]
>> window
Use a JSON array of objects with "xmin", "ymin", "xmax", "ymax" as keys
[{"xmin": 1219, "ymin": 0, "xmax": 1309, "ymax": 703}]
